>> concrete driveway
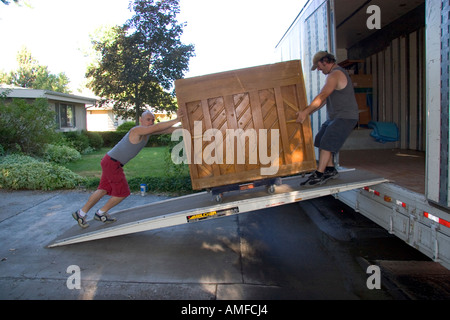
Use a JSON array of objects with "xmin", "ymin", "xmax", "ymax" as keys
[{"xmin": 0, "ymin": 189, "xmax": 448, "ymax": 303}]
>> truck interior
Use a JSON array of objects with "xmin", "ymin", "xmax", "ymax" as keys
[{"xmin": 333, "ymin": 0, "xmax": 426, "ymax": 195}]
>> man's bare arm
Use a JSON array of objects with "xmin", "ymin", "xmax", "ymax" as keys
[
  {"xmin": 151, "ymin": 126, "xmax": 179, "ymax": 135},
  {"xmin": 296, "ymin": 72, "xmax": 339, "ymax": 123},
  {"xmin": 132, "ymin": 118, "xmax": 180, "ymax": 136}
]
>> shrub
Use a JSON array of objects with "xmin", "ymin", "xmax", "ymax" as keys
[
  {"xmin": 0, "ymin": 154, "xmax": 85, "ymax": 190},
  {"xmin": 127, "ymin": 175, "xmax": 193, "ymax": 195},
  {"xmin": 164, "ymin": 140, "xmax": 189, "ymax": 177},
  {"xmin": 62, "ymin": 131, "xmax": 90, "ymax": 153},
  {"xmin": 94, "ymin": 131, "xmax": 126, "ymax": 148},
  {"xmin": 0, "ymin": 98, "xmax": 57, "ymax": 155},
  {"xmin": 82, "ymin": 175, "xmax": 193, "ymax": 195},
  {"xmin": 42, "ymin": 144, "xmax": 81, "ymax": 164},
  {"xmin": 116, "ymin": 121, "xmax": 136, "ymax": 132},
  {"xmin": 147, "ymin": 133, "xmax": 172, "ymax": 147},
  {"xmin": 0, "ymin": 154, "xmax": 40, "ymax": 165},
  {"xmin": 156, "ymin": 133, "xmax": 172, "ymax": 146},
  {"xmin": 83, "ymin": 131, "xmax": 103, "ymax": 150},
  {"xmin": 92, "ymin": 131, "xmax": 172, "ymax": 148}
]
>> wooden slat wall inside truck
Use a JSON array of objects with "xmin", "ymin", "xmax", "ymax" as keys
[{"xmin": 175, "ymin": 60, "xmax": 316, "ymax": 190}]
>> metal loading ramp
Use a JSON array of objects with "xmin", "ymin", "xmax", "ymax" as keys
[{"xmin": 48, "ymin": 169, "xmax": 388, "ymax": 248}]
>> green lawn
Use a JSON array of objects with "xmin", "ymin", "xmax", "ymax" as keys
[
  {"xmin": 64, "ymin": 146, "xmax": 192, "ymax": 194},
  {"xmin": 64, "ymin": 146, "xmax": 187, "ymax": 179}
]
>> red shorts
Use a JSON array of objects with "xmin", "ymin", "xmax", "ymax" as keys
[{"xmin": 98, "ymin": 154, "xmax": 130, "ymax": 198}]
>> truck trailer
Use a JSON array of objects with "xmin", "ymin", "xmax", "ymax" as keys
[{"xmin": 275, "ymin": 0, "xmax": 450, "ymax": 269}]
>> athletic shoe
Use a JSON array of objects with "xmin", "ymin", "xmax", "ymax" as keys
[
  {"xmin": 324, "ymin": 167, "xmax": 340, "ymax": 180},
  {"xmin": 300, "ymin": 171, "xmax": 327, "ymax": 186},
  {"xmin": 94, "ymin": 211, "xmax": 116, "ymax": 223},
  {"xmin": 72, "ymin": 210, "xmax": 89, "ymax": 229}
]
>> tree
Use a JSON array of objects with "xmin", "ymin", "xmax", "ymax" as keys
[
  {"xmin": 9, "ymin": 47, "xmax": 40, "ymax": 88},
  {"xmin": 86, "ymin": 0, "xmax": 195, "ymax": 124},
  {"xmin": 1, "ymin": 47, "xmax": 71, "ymax": 93}
]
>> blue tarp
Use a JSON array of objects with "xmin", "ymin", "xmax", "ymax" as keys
[{"xmin": 368, "ymin": 121, "xmax": 399, "ymax": 143}]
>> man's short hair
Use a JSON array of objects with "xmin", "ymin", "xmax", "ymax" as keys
[
  {"xmin": 321, "ymin": 53, "xmax": 336, "ymax": 65},
  {"xmin": 141, "ymin": 110, "xmax": 155, "ymax": 118},
  {"xmin": 321, "ymin": 53, "xmax": 336, "ymax": 63}
]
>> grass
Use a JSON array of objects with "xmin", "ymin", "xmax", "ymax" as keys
[
  {"xmin": 65, "ymin": 147, "xmax": 170, "ymax": 178},
  {"xmin": 63, "ymin": 148, "xmax": 106, "ymax": 179},
  {"xmin": 64, "ymin": 146, "xmax": 192, "ymax": 194}
]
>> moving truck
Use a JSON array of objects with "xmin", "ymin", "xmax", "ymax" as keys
[{"xmin": 275, "ymin": 0, "xmax": 450, "ymax": 269}]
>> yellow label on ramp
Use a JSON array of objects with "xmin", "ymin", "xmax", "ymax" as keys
[{"xmin": 187, "ymin": 207, "xmax": 239, "ymax": 222}]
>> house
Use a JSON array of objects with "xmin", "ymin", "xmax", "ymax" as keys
[
  {"xmin": 86, "ymin": 105, "xmax": 122, "ymax": 131},
  {"xmin": 0, "ymin": 87, "xmax": 97, "ymax": 132},
  {"xmin": 86, "ymin": 105, "xmax": 176, "ymax": 131}
]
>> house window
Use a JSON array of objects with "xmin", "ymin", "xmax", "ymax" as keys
[{"xmin": 56, "ymin": 103, "xmax": 76, "ymax": 128}]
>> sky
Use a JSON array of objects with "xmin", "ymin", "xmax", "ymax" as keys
[{"xmin": 0, "ymin": 0, "xmax": 306, "ymax": 96}]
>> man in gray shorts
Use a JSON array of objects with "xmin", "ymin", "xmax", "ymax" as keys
[{"xmin": 296, "ymin": 51, "xmax": 358, "ymax": 186}]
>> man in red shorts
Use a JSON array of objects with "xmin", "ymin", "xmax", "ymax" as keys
[{"xmin": 72, "ymin": 109, "xmax": 183, "ymax": 228}]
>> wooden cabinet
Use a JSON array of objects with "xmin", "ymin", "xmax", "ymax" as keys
[{"xmin": 175, "ymin": 60, "xmax": 317, "ymax": 190}]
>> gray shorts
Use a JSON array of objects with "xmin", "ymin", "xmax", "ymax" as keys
[{"xmin": 314, "ymin": 118, "xmax": 357, "ymax": 153}]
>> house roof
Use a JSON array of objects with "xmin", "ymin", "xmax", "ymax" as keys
[{"xmin": 0, "ymin": 88, "xmax": 97, "ymax": 105}]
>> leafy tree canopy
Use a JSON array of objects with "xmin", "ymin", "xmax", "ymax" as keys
[
  {"xmin": 0, "ymin": 46, "xmax": 71, "ymax": 93},
  {"xmin": 86, "ymin": 0, "xmax": 195, "ymax": 124}
]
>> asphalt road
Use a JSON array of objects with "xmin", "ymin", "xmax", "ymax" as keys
[{"xmin": 0, "ymin": 189, "xmax": 449, "ymax": 307}]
